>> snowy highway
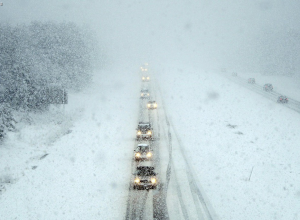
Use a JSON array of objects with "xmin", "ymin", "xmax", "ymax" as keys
[{"xmin": 125, "ymin": 69, "xmax": 215, "ymax": 220}]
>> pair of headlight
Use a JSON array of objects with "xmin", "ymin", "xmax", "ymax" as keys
[
  {"xmin": 147, "ymin": 103, "xmax": 157, "ymax": 108},
  {"xmin": 136, "ymin": 152, "xmax": 151, "ymax": 158},
  {"xmin": 134, "ymin": 178, "xmax": 156, "ymax": 184}
]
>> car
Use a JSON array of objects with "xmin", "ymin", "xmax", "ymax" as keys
[
  {"xmin": 248, "ymin": 78, "xmax": 255, "ymax": 84},
  {"xmin": 134, "ymin": 144, "xmax": 153, "ymax": 161},
  {"xmin": 140, "ymin": 88, "xmax": 150, "ymax": 99},
  {"xmin": 133, "ymin": 166, "xmax": 157, "ymax": 190},
  {"xmin": 232, "ymin": 72, "xmax": 237, "ymax": 76},
  {"xmin": 136, "ymin": 122, "xmax": 152, "ymax": 139},
  {"xmin": 263, "ymin": 83, "xmax": 273, "ymax": 91},
  {"xmin": 147, "ymin": 101, "xmax": 157, "ymax": 109},
  {"xmin": 140, "ymin": 64, "xmax": 148, "ymax": 72},
  {"xmin": 142, "ymin": 76, "xmax": 150, "ymax": 82},
  {"xmin": 277, "ymin": 96, "xmax": 288, "ymax": 103}
]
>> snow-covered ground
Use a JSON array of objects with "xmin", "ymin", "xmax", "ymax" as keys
[
  {"xmin": 156, "ymin": 67, "xmax": 300, "ymax": 220},
  {"xmin": 0, "ymin": 67, "xmax": 140, "ymax": 219},
  {"xmin": 1, "ymin": 65, "xmax": 300, "ymax": 220}
]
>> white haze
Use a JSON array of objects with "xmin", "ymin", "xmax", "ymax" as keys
[{"xmin": 2, "ymin": 0, "xmax": 300, "ymax": 72}]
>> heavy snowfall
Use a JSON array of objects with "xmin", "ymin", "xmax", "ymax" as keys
[{"xmin": 1, "ymin": 1, "xmax": 300, "ymax": 220}]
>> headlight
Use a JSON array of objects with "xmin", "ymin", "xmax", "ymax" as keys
[
  {"xmin": 147, "ymin": 93, "xmax": 149, "ymax": 96},
  {"xmin": 147, "ymin": 152, "xmax": 152, "ymax": 157},
  {"xmin": 147, "ymin": 130, "xmax": 152, "ymax": 135},
  {"xmin": 151, "ymin": 178, "xmax": 156, "ymax": 184},
  {"xmin": 135, "ymin": 153, "xmax": 141, "ymax": 157},
  {"xmin": 135, "ymin": 178, "xmax": 140, "ymax": 183},
  {"xmin": 154, "ymin": 103, "xmax": 157, "ymax": 107},
  {"xmin": 141, "ymin": 93, "xmax": 144, "ymax": 96},
  {"xmin": 147, "ymin": 104, "xmax": 151, "ymax": 107},
  {"xmin": 147, "ymin": 77, "xmax": 150, "ymax": 80},
  {"xmin": 142, "ymin": 77, "xmax": 145, "ymax": 80},
  {"xmin": 137, "ymin": 131, "xmax": 141, "ymax": 135}
]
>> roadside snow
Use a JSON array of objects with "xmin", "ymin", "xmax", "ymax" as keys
[
  {"xmin": 156, "ymin": 68, "xmax": 300, "ymax": 220},
  {"xmin": 0, "ymin": 67, "xmax": 139, "ymax": 219}
]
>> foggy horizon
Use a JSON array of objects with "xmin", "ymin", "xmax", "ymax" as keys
[{"xmin": 2, "ymin": 0, "xmax": 300, "ymax": 73}]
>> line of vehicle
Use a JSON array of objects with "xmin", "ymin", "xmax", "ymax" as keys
[
  {"xmin": 224, "ymin": 74, "xmax": 300, "ymax": 113},
  {"xmin": 126, "ymin": 69, "xmax": 164, "ymax": 220},
  {"xmin": 125, "ymin": 90, "xmax": 150, "ymax": 220}
]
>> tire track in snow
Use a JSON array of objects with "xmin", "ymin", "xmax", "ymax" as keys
[
  {"xmin": 156, "ymin": 79, "xmax": 215, "ymax": 220},
  {"xmin": 151, "ymin": 81, "xmax": 169, "ymax": 220},
  {"xmin": 156, "ymin": 81, "xmax": 190, "ymax": 220}
]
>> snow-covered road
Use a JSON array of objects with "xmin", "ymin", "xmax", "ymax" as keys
[{"xmin": 125, "ymin": 73, "xmax": 214, "ymax": 220}]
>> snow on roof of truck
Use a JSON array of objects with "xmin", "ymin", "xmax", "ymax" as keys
[{"xmin": 138, "ymin": 144, "xmax": 149, "ymax": 147}]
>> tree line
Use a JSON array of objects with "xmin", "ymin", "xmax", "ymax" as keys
[{"xmin": 0, "ymin": 21, "xmax": 99, "ymax": 139}]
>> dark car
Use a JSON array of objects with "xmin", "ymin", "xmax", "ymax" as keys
[
  {"xmin": 248, "ymin": 78, "xmax": 255, "ymax": 84},
  {"xmin": 140, "ymin": 88, "xmax": 150, "ymax": 99},
  {"xmin": 133, "ymin": 166, "xmax": 157, "ymax": 190},
  {"xmin": 136, "ymin": 122, "xmax": 152, "ymax": 139},
  {"xmin": 277, "ymin": 96, "xmax": 288, "ymax": 103},
  {"xmin": 134, "ymin": 144, "xmax": 153, "ymax": 161},
  {"xmin": 263, "ymin": 83, "xmax": 273, "ymax": 91}
]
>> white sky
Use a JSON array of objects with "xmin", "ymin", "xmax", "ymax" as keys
[{"xmin": 1, "ymin": 0, "xmax": 300, "ymax": 71}]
